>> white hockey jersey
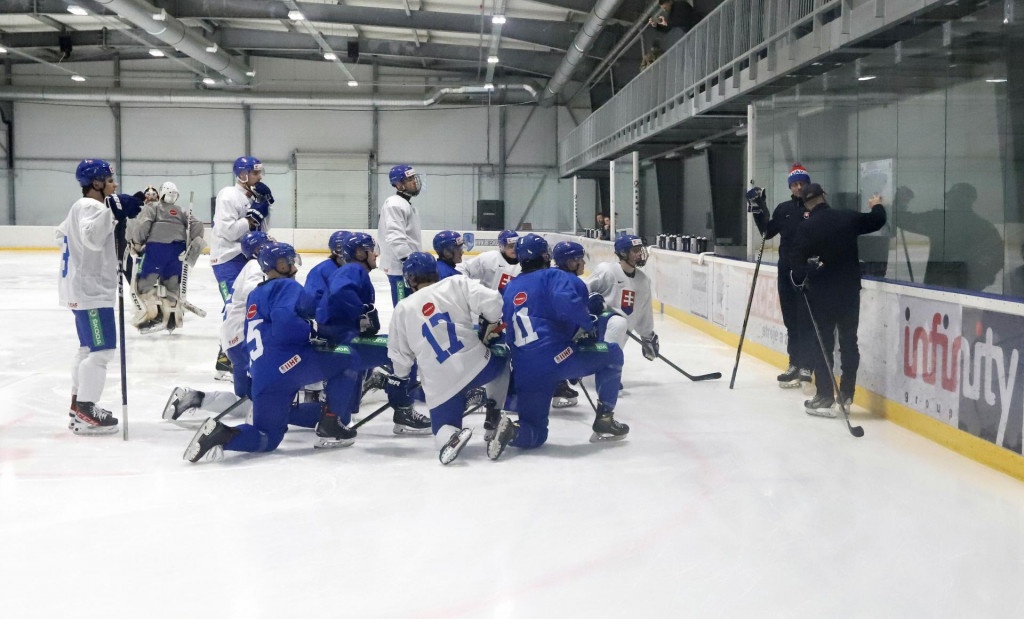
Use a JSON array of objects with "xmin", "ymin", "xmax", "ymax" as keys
[
  {"xmin": 388, "ymin": 275, "xmax": 503, "ymax": 407},
  {"xmin": 56, "ymin": 197, "xmax": 117, "ymax": 310},
  {"xmin": 376, "ymin": 193, "xmax": 421, "ymax": 275},
  {"xmin": 459, "ymin": 251, "xmax": 521, "ymax": 293},
  {"xmin": 210, "ymin": 184, "xmax": 261, "ymax": 266},
  {"xmin": 220, "ymin": 259, "xmax": 265, "ymax": 350},
  {"xmin": 585, "ymin": 262, "xmax": 655, "ymax": 339}
]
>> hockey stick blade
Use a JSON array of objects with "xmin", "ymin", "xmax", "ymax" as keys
[
  {"xmin": 626, "ymin": 331, "xmax": 721, "ymax": 381},
  {"xmin": 183, "ymin": 301, "xmax": 207, "ymax": 318}
]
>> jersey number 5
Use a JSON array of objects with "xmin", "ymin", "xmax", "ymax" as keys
[
  {"xmin": 511, "ymin": 307, "xmax": 539, "ymax": 347},
  {"xmin": 247, "ymin": 318, "xmax": 264, "ymax": 361},
  {"xmin": 422, "ymin": 312, "xmax": 465, "ymax": 364}
]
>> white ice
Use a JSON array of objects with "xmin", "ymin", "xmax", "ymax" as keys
[{"xmin": 2, "ymin": 250, "xmax": 1024, "ymax": 618}]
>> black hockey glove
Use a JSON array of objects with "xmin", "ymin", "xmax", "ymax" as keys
[
  {"xmin": 641, "ymin": 333, "xmax": 660, "ymax": 361},
  {"xmin": 587, "ymin": 292, "xmax": 606, "ymax": 315},
  {"xmin": 106, "ymin": 193, "xmax": 143, "ymax": 220},
  {"xmin": 252, "ymin": 182, "xmax": 275, "ymax": 205},
  {"xmin": 359, "ymin": 304, "xmax": 380, "ymax": 336},
  {"xmin": 573, "ymin": 315, "xmax": 599, "ymax": 343},
  {"xmin": 745, "ymin": 186, "xmax": 767, "ymax": 214},
  {"xmin": 478, "ymin": 318, "xmax": 506, "ymax": 346}
]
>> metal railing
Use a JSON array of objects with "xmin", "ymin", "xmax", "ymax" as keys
[{"xmin": 559, "ymin": 0, "xmax": 945, "ymax": 175}]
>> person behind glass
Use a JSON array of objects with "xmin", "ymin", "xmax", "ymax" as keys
[
  {"xmin": 789, "ymin": 184, "xmax": 887, "ymax": 417},
  {"xmin": 749, "ymin": 163, "xmax": 813, "ymax": 388},
  {"xmin": 377, "ymin": 165, "xmax": 424, "ymax": 307}
]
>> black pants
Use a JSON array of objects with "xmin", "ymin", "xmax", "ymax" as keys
[
  {"xmin": 777, "ymin": 268, "xmax": 811, "ymax": 369},
  {"xmin": 803, "ymin": 290, "xmax": 860, "ymax": 400}
]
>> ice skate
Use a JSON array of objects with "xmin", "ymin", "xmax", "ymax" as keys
[
  {"xmin": 804, "ymin": 395, "xmax": 837, "ymax": 418},
  {"xmin": 314, "ymin": 411, "xmax": 356, "ymax": 449},
  {"xmin": 392, "ymin": 405, "xmax": 432, "ymax": 435},
  {"xmin": 214, "ymin": 349, "xmax": 233, "ymax": 381},
  {"xmin": 162, "ymin": 387, "xmax": 204, "ymax": 427},
  {"xmin": 777, "ymin": 365, "xmax": 801, "ymax": 389},
  {"xmin": 360, "ymin": 367, "xmax": 388, "ymax": 397},
  {"xmin": 590, "ymin": 402, "xmax": 629, "ymax": 443},
  {"xmin": 464, "ymin": 386, "xmax": 486, "ymax": 413},
  {"xmin": 551, "ymin": 380, "xmax": 579, "ymax": 408},
  {"xmin": 70, "ymin": 401, "xmax": 119, "ymax": 436},
  {"xmin": 439, "ymin": 427, "xmax": 473, "ymax": 465},
  {"xmin": 487, "ymin": 414, "xmax": 519, "ymax": 461},
  {"xmin": 68, "ymin": 394, "xmax": 77, "ymax": 424},
  {"xmin": 183, "ymin": 418, "xmax": 239, "ymax": 463},
  {"xmin": 483, "ymin": 400, "xmax": 501, "ymax": 443}
]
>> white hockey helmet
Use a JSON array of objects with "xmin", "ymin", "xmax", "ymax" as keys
[{"xmin": 160, "ymin": 181, "xmax": 180, "ymax": 204}]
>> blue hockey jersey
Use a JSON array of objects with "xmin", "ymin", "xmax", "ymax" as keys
[
  {"xmin": 316, "ymin": 262, "xmax": 375, "ymax": 344},
  {"xmin": 245, "ymin": 277, "xmax": 316, "ymax": 394},
  {"xmin": 501, "ymin": 267, "xmax": 593, "ymax": 355},
  {"xmin": 300, "ymin": 256, "xmax": 341, "ymax": 318},
  {"xmin": 437, "ymin": 260, "xmax": 460, "ymax": 280}
]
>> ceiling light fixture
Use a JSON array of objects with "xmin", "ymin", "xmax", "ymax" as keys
[
  {"xmin": 246, "ymin": 70, "xmax": 256, "ymax": 77},
  {"xmin": 986, "ymin": 78, "xmax": 1007, "ymax": 83},
  {"xmin": 484, "ymin": 83, "xmax": 495, "ymax": 91},
  {"xmin": 0, "ymin": 46, "xmax": 7, "ymax": 54},
  {"xmin": 71, "ymin": 74, "xmax": 86, "ymax": 82},
  {"xmin": 323, "ymin": 52, "xmax": 337, "ymax": 60},
  {"xmin": 67, "ymin": 5, "xmax": 88, "ymax": 16},
  {"xmin": 487, "ymin": 55, "xmax": 500, "ymax": 64},
  {"xmin": 148, "ymin": 49, "xmax": 165, "ymax": 57},
  {"xmin": 858, "ymin": 75, "xmax": 877, "ymax": 81},
  {"xmin": 288, "ymin": 10, "xmax": 305, "ymax": 21},
  {"xmin": 492, "ymin": 15, "xmax": 507, "ymax": 24},
  {"xmin": 348, "ymin": 80, "xmax": 359, "ymax": 87},
  {"xmin": 202, "ymin": 77, "xmax": 216, "ymax": 85},
  {"xmin": 205, "ymin": 44, "xmax": 218, "ymax": 53},
  {"xmin": 152, "ymin": 9, "xmax": 166, "ymax": 21}
]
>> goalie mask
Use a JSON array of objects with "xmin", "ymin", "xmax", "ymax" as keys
[
  {"xmin": 160, "ymin": 181, "xmax": 180, "ymax": 205},
  {"xmin": 142, "ymin": 185, "xmax": 160, "ymax": 206}
]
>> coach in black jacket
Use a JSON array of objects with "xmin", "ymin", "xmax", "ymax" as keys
[
  {"xmin": 751, "ymin": 164, "xmax": 811, "ymax": 387},
  {"xmin": 791, "ymin": 183, "xmax": 887, "ymax": 416}
]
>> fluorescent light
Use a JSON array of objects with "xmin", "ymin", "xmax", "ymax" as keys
[
  {"xmin": 288, "ymin": 10, "xmax": 305, "ymax": 21},
  {"xmin": 71, "ymin": 74, "xmax": 86, "ymax": 82},
  {"xmin": 202, "ymin": 77, "xmax": 216, "ymax": 85},
  {"xmin": 246, "ymin": 70, "xmax": 256, "ymax": 77},
  {"xmin": 152, "ymin": 10, "xmax": 166, "ymax": 21},
  {"xmin": 323, "ymin": 52, "xmax": 337, "ymax": 60},
  {"xmin": 67, "ymin": 5, "xmax": 88, "ymax": 16},
  {"xmin": 492, "ymin": 15, "xmax": 507, "ymax": 24},
  {"xmin": 487, "ymin": 55, "xmax": 499, "ymax": 64},
  {"xmin": 484, "ymin": 83, "xmax": 495, "ymax": 91},
  {"xmin": 986, "ymin": 78, "xmax": 1007, "ymax": 83},
  {"xmin": 858, "ymin": 75, "xmax": 876, "ymax": 81},
  {"xmin": 347, "ymin": 80, "xmax": 359, "ymax": 87},
  {"xmin": 205, "ymin": 43, "xmax": 218, "ymax": 53},
  {"xmin": 148, "ymin": 49, "xmax": 165, "ymax": 57},
  {"xmin": 0, "ymin": 46, "xmax": 7, "ymax": 54},
  {"xmin": 692, "ymin": 141, "xmax": 710, "ymax": 150}
]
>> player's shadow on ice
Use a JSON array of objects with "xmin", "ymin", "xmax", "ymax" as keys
[{"xmin": 535, "ymin": 440, "xmax": 630, "ymax": 459}]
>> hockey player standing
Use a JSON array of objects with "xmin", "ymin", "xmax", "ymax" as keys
[
  {"xmin": 460, "ymin": 229, "xmax": 521, "ymax": 293},
  {"xmin": 184, "ymin": 243, "xmax": 360, "ymax": 463},
  {"xmin": 127, "ymin": 181, "xmax": 204, "ymax": 332},
  {"xmin": 58, "ymin": 159, "xmax": 142, "ymax": 435},
  {"xmin": 586, "ymin": 235, "xmax": 660, "ymax": 366},
  {"xmin": 387, "ymin": 252, "xmax": 510, "ymax": 464},
  {"xmin": 377, "ymin": 164, "xmax": 423, "ymax": 307},
  {"xmin": 210, "ymin": 156, "xmax": 274, "ymax": 375},
  {"xmin": 488, "ymin": 234, "xmax": 629, "ymax": 460},
  {"xmin": 433, "ymin": 230, "xmax": 464, "ymax": 279},
  {"xmin": 749, "ymin": 163, "xmax": 812, "ymax": 388}
]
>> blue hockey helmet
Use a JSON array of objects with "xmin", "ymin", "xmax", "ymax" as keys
[
  {"xmin": 515, "ymin": 233, "xmax": 550, "ymax": 263},
  {"xmin": 233, "ymin": 156, "xmax": 263, "ymax": 179},
  {"xmin": 343, "ymin": 232, "xmax": 376, "ymax": 262},
  {"xmin": 553, "ymin": 241, "xmax": 585, "ymax": 270},
  {"xmin": 76, "ymin": 159, "xmax": 114, "ymax": 187},
  {"xmin": 257, "ymin": 242, "xmax": 301, "ymax": 274},
  {"xmin": 328, "ymin": 230, "xmax": 353, "ymax": 255},
  {"xmin": 614, "ymin": 234, "xmax": 648, "ymax": 267},
  {"xmin": 240, "ymin": 230, "xmax": 272, "ymax": 260},
  {"xmin": 389, "ymin": 164, "xmax": 422, "ymax": 195},
  {"xmin": 402, "ymin": 252, "xmax": 438, "ymax": 286},
  {"xmin": 432, "ymin": 230, "xmax": 463, "ymax": 256},
  {"xmin": 497, "ymin": 229, "xmax": 519, "ymax": 248}
]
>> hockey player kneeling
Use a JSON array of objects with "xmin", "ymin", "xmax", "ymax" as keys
[
  {"xmin": 488, "ymin": 234, "xmax": 629, "ymax": 461},
  {"xmin": 388, "ymin": 252, "xmax": 511, "ymax": 465},
  {"xmin": 184, "ymin": 243, "xmax": 360, "ymax": 463},
  {"xmin": 127, "ymin": 181, "xmax": 203, "ymax": 333}
]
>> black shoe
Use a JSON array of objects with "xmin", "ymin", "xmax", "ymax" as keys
[
  {"xmin": 70, "ymin": 401, "xmax": 119, "ymax": 435},
  {"xmin": 590, "ymin": 402, "xmax": 629, "ymax": 442},
  {"xmin": 798, "ymin": 368, "xmax": 812, "ymax": 383},
  {"xmin": 804, "ymin": 395, "xmax": 836, "ymax": 418},
  {"xmin": 183, "ymin": 418, "xmax": 240, "ymax": 462},
  {"xmin": 487, "ymin": 415, "xmax": 519, "ymax": 461},
  {"xmin": 315, "ymin": 411, "xmax": 356, "ymax": 449},
  {"xmin": 392, "ymin": 406, "xmax": 431, "ymax": 435}
]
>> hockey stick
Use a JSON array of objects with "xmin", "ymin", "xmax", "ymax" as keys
[
  {"xmin": 730, "ymin": 231, "xmax": 767, "ymax": 389},
  {"xmin": 351, "ymin": 381, "xmax": 422, "ymax": 431},
  {"xmin": 178, "ymin": 192, "xmax": 207, "ymax": 318},
  {"xmin": 213, "ymin": 397, "xmax": 250, "ymax": 422},
  {"xmin": 116, "ymin": 241, "xmax": 130, "ymax": 441},
  {"xmin": 577, "ymin": 380, "xmax": 599, "ymax": 414},
  {"xmin": 797, "ymin": 286, "xmax": 864, "ymax": 438},
  {"xmin": 626, "ymin": 331, "xmax": 722, "ymax": 381}
]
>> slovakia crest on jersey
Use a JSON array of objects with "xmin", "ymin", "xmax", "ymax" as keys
[
  {"xmin": 620, "ymin": 290, "xmax": 635, "ymax": 315},
  {"xmin": 498, "ymin": 273, "xmax": 513, "ymax": 292},
  {"xmin": 246, "ymin": 304, "xmax": 258, "ymax": 319},
  {"xmin": 513, "ymin": 291, "xmax": 527, "ymax": 306},
  {"xmin": 462, "ymin": 232, "xmax": 475, "ymax": 251}
]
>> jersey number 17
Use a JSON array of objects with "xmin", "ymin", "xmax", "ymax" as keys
[{"xmin": 422, "ymin": 312, "xmax": 465, "ymax": 364}]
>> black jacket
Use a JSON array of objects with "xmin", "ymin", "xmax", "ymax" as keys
[
  {"xmin": 791, "ymin": 203, "xmax": 887, "ymax": 299},
  {"xmin": 753, "ymin": 196, "xmax": 806, "ymax": 272}
]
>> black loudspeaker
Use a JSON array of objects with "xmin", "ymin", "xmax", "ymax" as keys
[
  {"xmin": 347, "ymin": 41, "xmax": 359, "ymax": 61},
  {"xmin": 477, "ymin": 200, "xmax": 505, "ymax": 231}
]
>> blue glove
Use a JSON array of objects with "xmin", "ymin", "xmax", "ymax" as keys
[
  {"xmin": 359, "ymin": 304, "xmax": 380, "ymax": 336},
  {"xmin": 384, "ymin": 373, "xmax": 414, "ymax": 408},
  {"xmin": 246, "ymin": 200, "xmax": 270, "ymax": 227},
  {"xmin": 106, "ymin": 193, "xmax": 143, "ymax": 219},
  {"xmin": 252, "ymin": 182, "xmax": 275, "ymax": 205},
  {"xmin": 587, "ymin": 292, "xmax": 606, "ymax": 315}
]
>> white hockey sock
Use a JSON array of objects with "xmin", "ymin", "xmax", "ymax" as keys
[
  {"xmin": 76, "ymin": 349, "xmax": 114, "ymax": 403},
  {"xmin": 202, "ymin": 391, "xmax": 250, "ymax": 417},
  {"xmin": 71, "ymin": 346, "xmax": 89, "ymax": 394},
  {"xmin": 484, "ymin": 364, "xmax": 511, "ymax": 407},
  {"xmin": 434, "ymin": 424, "xmax": 460, "ymax": 450}
]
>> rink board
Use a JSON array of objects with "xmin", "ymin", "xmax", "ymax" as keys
[{"xmin": 544, "ymin": 233, "xmax": 1024, "ymax": 480}]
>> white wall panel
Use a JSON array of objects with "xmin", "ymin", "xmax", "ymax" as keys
[
  {"xmin": 379, "ymin": 107, "xmax": 492, "ymax": 164},
  {"xmin": 14, "ymin": 103, "xmax": 114, "ymax": 160},
  {"xmin": 252, "ymin": 110, "xmax": 373, "ymax": 160},
  {"xmin": 121, "ymin": 107, "xmax": 243, "ymax": 161},
  {"xmin": 505, "ymin": 106, "xmax": 557, "ymax": 167}
]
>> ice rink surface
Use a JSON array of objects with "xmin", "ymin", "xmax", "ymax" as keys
[{"xmin": 2, "ymin": 250, "xmax": 1024, "ymax": 618}]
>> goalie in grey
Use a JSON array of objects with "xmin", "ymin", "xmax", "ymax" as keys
[{"xmin": 127, "ymin": 182, "xmax": 204, "ymax": 332}]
